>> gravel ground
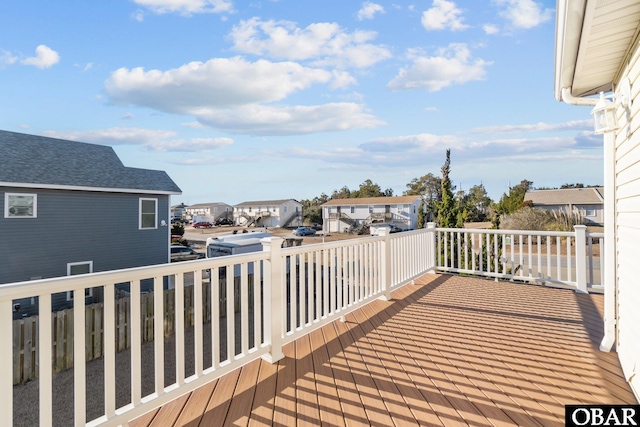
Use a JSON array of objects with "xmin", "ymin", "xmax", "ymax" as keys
[{"xmin": 13, "ymin": 313, "xmax": 246, "ymax": 427}]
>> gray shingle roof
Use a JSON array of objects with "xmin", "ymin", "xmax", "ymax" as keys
[
  {"xmin": 524, "ymin": 188, "xmax": 604, "ymax": 205},
  {"xmin": 0, "ymin": 130, "xmax": 181, "ymax": 194}
]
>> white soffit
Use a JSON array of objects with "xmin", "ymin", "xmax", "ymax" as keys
[{"xmin": 572, "ymin": 0, "xmax": 640, "ymax": 97}]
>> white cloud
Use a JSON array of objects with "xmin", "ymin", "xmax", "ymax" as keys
[
  {"xmin": 104, "ymin": 57, "xmax": 383, "ymax": 135},
  {"xmin": 494, "ymin": 0, "xmax": 553, "ymax": 29},
  {"xmin": 105, "ymin": 57, "xmax": 335, "ymax": 111},
  {"xmin": 0, "ymin": 49, "xmax": 18, "ymax": 66},
  {"xmin": 21, "ymin": 45, "xmax": 60, "ymax": 69},
  {"xmin": 228, "ymin": 18, "xmax": 392, "ymax": 68},
  {"xmin": 388, "ymin": 44, "xmax": 490, "ymax": 92},
  {"xmin": 483, "ymin": 24, "xmax": 499, "ymax": 34},
  {"xmin": 472, "ymin": 120, "xmax": 593, "ymax": 134},
  {"xmin": 132, "ymin": 9, "xmax": 145, "ymax": 21},
  {"xmin": 421, "ymin": 0, "xmax": 469, "ymax": 31},
  {"xmin": 357, "ymin": 2, "xmax": 385, "ymax": 20},
  {"xmin": 132, "ymin": 0, "xmax": 233, "ymax": 15},
  {"xmin": 195, "ymin": 103, "xmax": 385, "ymax": 135},
  {"xmin": 361, "ymin": 133, "xmax": 464, "ymax": 152},
  {"xmin": 42, "ymin": 127, "xmax": 233, "ymax": 152}
]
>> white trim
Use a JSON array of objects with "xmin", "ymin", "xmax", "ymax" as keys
[
  {"xmin": 139, "ymin": 198, "xmax": 158, "ymax": 230},
  {"xmin": 0, "ymin": 181, "xmax": 180, "ymax": 195},
  {"xmin": 4, "ymin": 192, "xmax": 37, "ymax": 218}
]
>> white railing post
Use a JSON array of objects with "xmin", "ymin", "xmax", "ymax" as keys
[
  {"xmin": 261, "ymin": 237, "xmax": 285, "ymax": 363},
  {"xmin": 379, "ymin": 228, "xmax": 392, "ymax": 301},
  {"xmin": 574, "ymin": 225, "xmax": 588, "ymax": 294},
  {"xmin": 426, "ymin": 222, "xmax": 437, "ymax": 273}
]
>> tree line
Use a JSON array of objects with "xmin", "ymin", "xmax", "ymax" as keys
[{"xmin": 300, "ymin": 151, "xmax": 598, "ymax": 228}]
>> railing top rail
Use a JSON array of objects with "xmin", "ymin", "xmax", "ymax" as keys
[
  {"xmin": 281, "ymin": 234, "xmax": 383, "ymax": 255},
  {"xmin": 0, "ymin": 251, "xmax": 270, "ymax": 302},
  {"xmin": 280, "ymin": 227, "xmax": 432, "ymax": 256},
  {"xmin": 436, "ymin": 227, "xmax": 578, "ymax": 237}
]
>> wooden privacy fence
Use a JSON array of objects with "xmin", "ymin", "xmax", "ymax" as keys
[{"xmin": 12, "ymin": 276, "xmax": 254, "ymax": 385}]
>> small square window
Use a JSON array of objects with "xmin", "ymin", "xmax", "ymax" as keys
[
  {"xmin": 140, "ymin": 198, "xmax": 157, "ymax": 229},
  {"xmin": 5, "ymin": 193, "xmax": 37, "ymax": 218},
  {"xmin": 66, "ymin": 261, "xmax": 93, "ymax": 301}
]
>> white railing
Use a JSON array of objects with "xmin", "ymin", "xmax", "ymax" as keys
[
  {"xmin": 436, "ymin": 224, "xmax": 603, "ymax": 293},
  {"xmin": 0, "ymin": 224, "xmax": 602, "ymax": 426},
  {"xmin": 1, "ymin": 228, "xmax": 431, "ymax": 427}
]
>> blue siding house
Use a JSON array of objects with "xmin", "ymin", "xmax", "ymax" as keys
[{"xmin": 0, "ymin": 130, "xmax": 181, "ymax": 316}]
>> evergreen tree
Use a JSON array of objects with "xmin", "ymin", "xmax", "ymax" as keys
[{"xmin": 436, "ymin": 149, "xmax": 459, "ymax": 227}]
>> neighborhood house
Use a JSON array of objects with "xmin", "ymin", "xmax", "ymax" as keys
[
  {"xmin": 233, "ymin": 199, "xmax": 302, "ymax": 228},
  {"xmin": 322, "ymin": 195, "xmax": 422, "ymax": 233},
  {"xmin": 0, "ymin": 130, "xmax": 181, "ymax": 316},
  {"xmin": 524, "ymin": 187, "xmax": 604, "ymax": 225}
]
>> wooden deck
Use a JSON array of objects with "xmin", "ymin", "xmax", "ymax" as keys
[{"xmin": 130, "ymin": 274, "xmax": 637, "ymax": 427}]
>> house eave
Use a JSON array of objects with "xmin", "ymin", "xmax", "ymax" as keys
[
  {"xmin": 0, "ymin": 181, "xmax": 182, "ymax": 196},
  {"xmin": 555, "ymin": 0, "xmax": 640, "ymax": 101}
]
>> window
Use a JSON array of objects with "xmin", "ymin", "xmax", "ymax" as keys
[
  {"xmin": 350, "ymin": 207, "xmax": 355, "ymax": 214},
  {"xmin": 139, "ymin": 198, "xmax": 157, "ymax": 229},
  {"xmin": 369, "ymin": 206, "xmax": 373, "ymax": 214},
  {"xmin": 66, "ymin": 261, "xmax": 93, "ymax": 301},
  {"xmin": 4, "ymin": 193, "xmax": 37, "ymax": 218},
  {"xmin": 585, "ymin": 208, "xmax": 596, "ymax": 217}
]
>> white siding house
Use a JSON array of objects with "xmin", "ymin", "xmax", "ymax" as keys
[
  {"xmin": 184, "ymin": 202, "xmax": 233, "ymax": 222},
  {"xmin": 322, "ymin": 196, "xmax": 422, "ymax": 233},
  {"xmin": 555, "ymin": 0, "xmax": 640, "ymax": 400},
  {"xmin": 233, "ymin": 199, "xmax": 302, "ymax": 228},
  {"xmin": 524, "ymin": 187, "xmax": 604, "ymax": 225}
]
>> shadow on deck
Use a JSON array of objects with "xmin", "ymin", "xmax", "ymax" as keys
[{"xmin": 130, "ymin": 273, "xmax": 636, "ymax": 427}]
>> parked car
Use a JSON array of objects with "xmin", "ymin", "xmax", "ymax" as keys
[
  {"xmin": 170, "ymin": 245, "xmax": 205, "ymax": 262},
  {"xmin": 310, "ymin": 223, "xmax": 323, "ymax": 231},
  {"xmin": 293, "ymin": 226, "xmax": 316, "ymax": 236},
  {"xmin": 193, "ymin": 221, "xmax": 213, "ymax": 229},
  {"xmin": 215, "ymin": 218, "xmax": 234, "ymax": 226}
]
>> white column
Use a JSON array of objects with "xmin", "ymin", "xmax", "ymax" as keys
[
  {"xmin": 426, "ymin": 222, "xmax": 437, "ymax": 274},
  {"xmin": 601, "ymin": 131, "xmax": 617, "ymax": 352},
  {"xmin": 379, "ymin": 229, "xmax": 391, "ymax": 301},
  {"xmin": 261, "ymin": 237, "xmax": 285, "ymax": 363},
  {"xmin": 574, "ymin": 225, "xmax": 588, "ymax": 294}
]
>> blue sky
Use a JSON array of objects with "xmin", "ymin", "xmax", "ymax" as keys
[{"xmin": 0, "ymin": 0, "xmax": 602, "ymax": 205}]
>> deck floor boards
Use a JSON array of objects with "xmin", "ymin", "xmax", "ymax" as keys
[{"xmin": 130, "ymin": 274, "xmax": 637, "ymax": 426}]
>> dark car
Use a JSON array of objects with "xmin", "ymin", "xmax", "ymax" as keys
[
  {"xmin": 310, "ymin": 223, "xmax": 323, "ymax": 231},
  {"xmin": 215, "ymin": 218, "xmax": 234, "ymax": 226},
  {"xmin": 170, "ymin": 245, "xmax": 205, "ymax": 262},
  {"xmin": 193, "ymin": 221, "xmax": 213, "ymax": 229},
  {"xmin": 293, "ymin": 226, "xmax": 316, "ymax": 236}
]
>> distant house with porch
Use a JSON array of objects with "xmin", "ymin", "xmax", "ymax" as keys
[
  {"xmin": 170, "ymin": 202, "xmax": 189, "ymax": 219},
  {"xmin": 184, "ymin": 202, "xmax": 233, "ymax": 222},
  {"xmin": 0, "ymin": 130, "xmax": 181, "ymax": 316},
  {"xmin": 233, "ymin": 199, "xmax": 302, "ymax": 228},
  {"xmin": 322, "ymin": 196, "xmax": 422, "ymax": 233},
  {"xmin": 524, "ymin": 187, "xmax": 604, "ymax": 225}
]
